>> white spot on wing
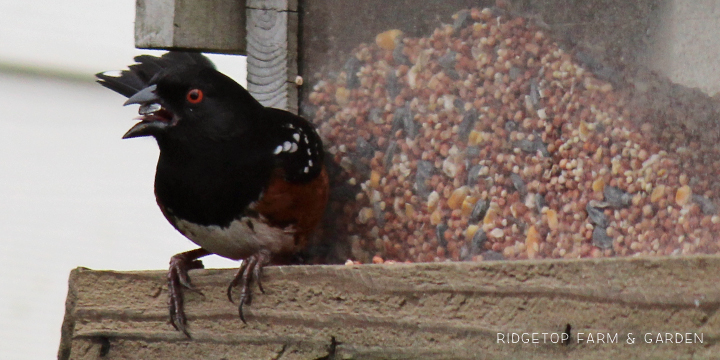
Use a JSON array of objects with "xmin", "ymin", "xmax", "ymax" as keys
[
  {"xmin": 290, "ymin": 143, "xmax": 298, "ymax": 153},
  {"xmin": 308, "ymin": 160, "xmax": 313, "ymax": 166},
  {"xmin": 274, "ymin": 145, "xmax": 283, "ymax": 154},
  {"xmin": 283, "ymin": 141, "xmax": 292, "ymax": 151},
  {"xmin": 293, "ymin": 133, "xmax": 300, "ymax": 141},
  {"xmin": 102, "ymin": 70, "xmax": 123, "ymax": 77},
  {"xmin": 304, "ymin": 167, "xmax": 309, "ymax": 173},
  {"xmin": 307, "ymin": 149, "xmax": 312, "ymax": 155}
]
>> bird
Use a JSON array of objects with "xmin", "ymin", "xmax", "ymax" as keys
[{"xmin": 96, "ymin": 52, "xmax": 329, "ymax": 337}]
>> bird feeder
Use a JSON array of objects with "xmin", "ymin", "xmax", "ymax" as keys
[{"xmin": 60, "ymin": 1, "xmax": 720, "ymax": 359}]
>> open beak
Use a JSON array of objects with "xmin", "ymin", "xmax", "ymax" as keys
[{"xmin": 122, "ymin": 85, "xmax": 173, "ymax": 139}]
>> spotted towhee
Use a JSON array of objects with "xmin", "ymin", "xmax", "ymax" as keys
[{"xmin": 96, "ymin": 52, "xmax": 329, "ymax": 337}]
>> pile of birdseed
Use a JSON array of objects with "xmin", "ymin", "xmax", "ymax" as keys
[{"xmin": 306, "ymin": 8, "xmax": 720, "ymax": 264}]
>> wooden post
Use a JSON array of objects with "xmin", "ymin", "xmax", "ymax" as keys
[
  {"xmin": 246, "ymin": 0, "xmax": 299, "ymax": 114},
  {"xmin": 60, "ymin": 256, "xmax": 720, "ymax": 359}
]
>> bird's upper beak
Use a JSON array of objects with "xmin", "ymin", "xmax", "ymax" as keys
[
  {"xmin": 123, "ymin": 84, "xmax": 159, "ymax": 106},
  {"xmin": 122, "ymin": 85, "xmax": 174, "ymax": 139}
]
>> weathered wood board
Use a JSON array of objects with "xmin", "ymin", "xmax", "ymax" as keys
[
  {"xmin": 60, "ymin": 256, "xmax": 720, "ymax": 359},
  {"xmin": 135, "ymin": 0, "xmax": 247, "ymax": 53}
]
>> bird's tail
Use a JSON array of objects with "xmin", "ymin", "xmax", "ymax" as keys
[{"xmin": 95, "ymin": 52, "xmax": 215, "ymax": 98}]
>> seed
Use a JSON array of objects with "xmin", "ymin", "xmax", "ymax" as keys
[
  {"xmin": 483, "ymin": 207, "xmax": 498, "ymax": 225},
  {"xmin": 502, "ymin": 245, "xmax": 516, "ymax": 258},
  {"xmin": 592, "ymin": 227, "xmax": 613, "ymax": 249},
  {"xmin": 430, "ymin": 209, "xmax": 443, "ymax": 225},
  {"xmin": 593, "ymin": 147, "xmax": 603, "ymax": 162},
  {"xmin": 466, "ymin": 225, "xmax": 479, "ymax": 239},
  {"xmin": 375, "ymin": 29, "xmax": 403, "ymax": 50},
  {"xmin": 461, "ymin": 196, "xmax": 478, "ymax": 216},
  {"xmin": 470, "ymin": 198, "xmax": 489, "ymax": 222},
  {"xmin": 651, "ymin": 185, "xmax": 665, "ymax": 203},
  {"xmin": 533, "ymin": 107, "xmax": 547, "ymax": 120},
  {"xmin": 427, "ymin": 191, "xmax": 440, "ymax": 211},
  {"xmin": 490, "ymin": 228, "xmax": 505, "ymax": 238},
  {"xmin": 335, "ymin": 87, "xmax": 350, "ymax": 106},
  {"xmin": 592, "ymin": 178, "xmax": 605, "ymax": 193},
  {"xmin": 526, "ymin": 226, "xmax": 541, "ymax": 259},
  {"xmin": 448, "ymin": 186, "xmax": 469, "ymax": 210},
  {"xmin": 370, "ymin": 170, "xmax": 381, "ymax": 188},
  {"xmin": 642, "ymin": 204, "xmax": 653, "ymax": 217},
  {"xmin": 405, "ymin": 203, "xmax": 416, "ymax": 217},
  {"xmin": 547, "ymin": 209, "xmax": 559, "ymax": 230},
  {"xmin": 480, "ymin": 8, "xmax": 492, "ymax": 20},
  {"xmin": 676, "ymin": 185, "xmax": 692, "ymax": 206},
  {"xmin": 510, "ymin": 202, "xmax": 528, "ymax": 218},
  {"xmin": 604, "ymin": 186, "xmax": 631, "ymax": 208},
  {"xmin": 679, "ymin": 173, "xmax": 689, "ymax": 186},
  {"xmin": 443, "ymin": 158, "xmax": 458, "ymax": 177},
  {"xmin": 579, "ymin": 121, "xmax": 590, "ymax": 140},
  {"xmin": 468, "ymin": 130, "xmax": 481, "ymax": 145},
  {"xmin": 358, "ymin": 207, "xmax": 374, "ymax": 224}
]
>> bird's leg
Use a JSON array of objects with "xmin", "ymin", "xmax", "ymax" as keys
[
  {"xmin": 226, "ymin": 249, "xmax": 271, "ymax": 323},
  {"xmin": 167, "ymin": 248, "xmax": 210, "ymax": 337}
]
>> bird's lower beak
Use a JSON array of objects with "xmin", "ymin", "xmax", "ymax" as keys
[
  {"xmin": 122, "ymin": 119, "xmax": 170, "ymax": 139},
  {"xmin": 122, "ymin": 85, "xmax": 174, "ymax": 139}
]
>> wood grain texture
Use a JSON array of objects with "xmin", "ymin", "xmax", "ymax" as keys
[
  {"xmin": 247, "ymin": 0, "xmax": 298, "ymax": 11},
  {"xmin": 135, "ymin": 0, "xmax": 247, "ymax": 53},
  {"xmin": 246, "ymin": 2, "xmax": 298, "ymax": 114},
  {"xmin": 134, "ymin": 0, "xmax": 175, "ymax": 49},
  {"xmin": 60, "ymin": 256, "xmax": 720, "ymax": 359}
]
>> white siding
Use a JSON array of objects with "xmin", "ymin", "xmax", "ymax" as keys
[{"xmin": 0, "ymin": 1, "xmax": 245, "ymax": 359}]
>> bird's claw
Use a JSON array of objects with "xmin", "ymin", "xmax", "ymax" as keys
[
  {"xmin": 167, "ymin": 249, "xmax": 208, "ymax": 338},
  {"xmin": 227, "ymin": 250, "xmax": 270, "ymax": 323},
  {"xmin": 176, "ymin": 260, "xmax": 205, "ymax": 297}
]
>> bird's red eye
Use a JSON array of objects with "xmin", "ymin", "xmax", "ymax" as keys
[{"xmin": 186, "ymin": 89, "xmax": 203, "ymax": 104}]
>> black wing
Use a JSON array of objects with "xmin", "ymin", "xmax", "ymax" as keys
[{"xmin": 265, "ymin": 108, "xmax": 325, "ymax": 183}]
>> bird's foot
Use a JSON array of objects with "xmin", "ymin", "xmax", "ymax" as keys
[
  {"xmin": 227, "ymin": 250, "xmax": 271, "ymax": 323},
  {"xmin": 167, "ymin": 248, "xmax": 209, "ymax": 337}
]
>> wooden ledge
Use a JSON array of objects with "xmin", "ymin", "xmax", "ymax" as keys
[{"xmin": 60, "ymin": 256, "xmax": 720, "ymax": 359}]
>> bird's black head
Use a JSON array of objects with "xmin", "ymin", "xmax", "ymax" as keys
[{"xmin": 122, "ymin": 65, "xmax": 263, "ymax": 142}]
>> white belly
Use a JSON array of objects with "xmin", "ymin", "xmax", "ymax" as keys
[{"xmin": 174, "ymin": 216, "xmax": 296, "ymax": 260}]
